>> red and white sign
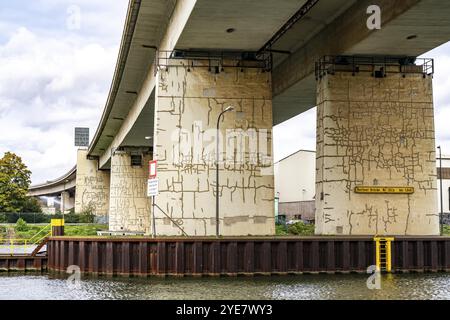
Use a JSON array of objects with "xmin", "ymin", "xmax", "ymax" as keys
[{"xmin": 149, "ymin": 160, "xmax": 157, "ymax": 179}]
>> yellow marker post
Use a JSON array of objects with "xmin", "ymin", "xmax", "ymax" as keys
[{"xmin": 51, "ymin": 219, "xmax": 65, "ymax": 236}]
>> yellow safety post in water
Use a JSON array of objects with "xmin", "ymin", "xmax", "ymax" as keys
[{"xmin": 374, "ymin": 237, "xmax": 394, "ymax": 272}]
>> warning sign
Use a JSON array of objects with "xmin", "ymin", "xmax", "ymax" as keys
[{"xmin": 149, "ymin": 160, "xmax": 157, "ymax": 179}]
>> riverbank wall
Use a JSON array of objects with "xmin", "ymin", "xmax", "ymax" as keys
[{"xmin": 42, "ymin": 236, "xmax": 450, "ymax": 276}]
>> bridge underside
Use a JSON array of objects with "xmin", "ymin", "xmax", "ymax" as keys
[{"xmin": 31, "ymin": 0, "xmax": 450, "ymax": 236}]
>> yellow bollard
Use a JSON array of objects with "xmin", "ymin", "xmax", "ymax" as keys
[{"xmin": 51, "ymin": 219, "xmax": 65, "ymax": 236}]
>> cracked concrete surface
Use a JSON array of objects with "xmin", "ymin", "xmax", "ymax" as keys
[
  {"xmin": 153, "ymin": 61, "xmax": 275, "ymax": 236},
  {"xmin": 315, "ymin": 71, "xmax": 439, "ymax": 235}
]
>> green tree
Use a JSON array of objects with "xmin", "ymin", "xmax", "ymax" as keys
[
  {"xmin": 21, "ymin": 196, "xmax": 43, "ymax": 213},
  {"xmin": 0, "ymin": 152, "xmax": 32, "ymax": 212}
]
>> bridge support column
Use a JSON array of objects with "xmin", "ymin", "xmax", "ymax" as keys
[
  {"xmin": 315, "ymin": 61, "xmax": 438, "ymax": 235},
  {"xmin": 74, "ymin": 149, "xmax": 110, "ymax": 218},
  {"xmin": 109, "ymin": 150, "xmax": 152, "ymax": 233},
  {"xmin": 60, "ymin": 191, "xmax": 72, "ymax": 213},
  {"xmin": 153, "ymin": 58, "xmax": 275, "ymax": 236}
]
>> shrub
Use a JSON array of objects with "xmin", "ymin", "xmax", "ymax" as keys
[
  {"xmin": 15, "ymin": 218, "xmax": 28, "ymax": 232},
  {"xmin": 79, "ymin": 203, "xmax": 95, "ymax": 223},
  {"xmin": 0, "ymin": 212, "xmax": 45, "ymax": 223},
  {"xmin": 0, "ymin": 212, "xmax": 100, "ymax": 224},
  {"xmin": 287, "ymin": 221, "xmax": 315, "ymax": 236},
  {"xmin": 275, "ymin": 224, "xmax": 288, "ymax": 236}
]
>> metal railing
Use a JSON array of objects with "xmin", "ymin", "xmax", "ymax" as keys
[
  {"xmin": 0, "ymin": 223, "xmax": 51, "ymax": 256},
  {"xmin": 315, "ymin": 55, "xmax": 434, "ymax": 80},
  {"xmin": 155, "ymin": 50, "xmax": 272, "ymax": 75}
]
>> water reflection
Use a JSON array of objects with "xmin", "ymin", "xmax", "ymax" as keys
[{"xmin": 1, "ymin": 273, "xmax": 450, "ymax": 300}]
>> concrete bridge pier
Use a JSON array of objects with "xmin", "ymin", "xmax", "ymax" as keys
[
  {"xmin": 108, "ymin": 149, "xmax": 152, "ymax": 234},
  {"xmin": 74, "ymin": 149, "xmax": 110, "ymax": 218},
  {"xmin": 59, "ymin": 191, "xmax": 74, "ymax": 213},
  {"xmin": 314, "ymin": 57, "xmax": 439, "ymax": 236},
  {"xmin": 152, "ymin": 56, "xmax": 275, "ymax": 236}
]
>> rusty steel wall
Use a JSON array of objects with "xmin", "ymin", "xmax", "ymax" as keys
[
  {"xmin": 0, "ymin": 256, "xmax": 47, "ymax": 272},
  {"xmin": 391, "ymin": 238, "xmax": 450, "ymax": 272},
  {"xmin": 1, "ymin": 237, "xmax": 447, "ymax": 276},
  {"xmin": 47, "ymin": 237, "xmax": 378, "ymax": 276}
]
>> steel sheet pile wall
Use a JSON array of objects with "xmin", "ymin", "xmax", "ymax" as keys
[
  {"xmin": 392, "ymin": 238, "xmax": 450, "ymax": 272},
  {"xmin": 47, "ymin": 237, "xmax": 376, "ymax": 276},
  {"xmin": 0, "ymin": 256, "xmax": 47, "ymax": 272},
  {"xmin": 3, "ymin": 237, "xmax": 448, "ymax": 276}
]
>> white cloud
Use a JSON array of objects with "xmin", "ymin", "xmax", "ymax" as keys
[
  {"xmin": 273, "ymin": 108, "xmax": 316, "ymax": 162},
  {"xmin": 0, "ymin": 2, "xmax": 127, "ymax": 184}
]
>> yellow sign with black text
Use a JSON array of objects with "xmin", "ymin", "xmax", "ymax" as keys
[{"xmin": 354, "ymin": 186, "xmax": 414, "ymax": 194}]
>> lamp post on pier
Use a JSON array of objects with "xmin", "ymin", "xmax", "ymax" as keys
[{"xmin": 215, "ymin": 106, "xmax": 234, "ymax": 237}]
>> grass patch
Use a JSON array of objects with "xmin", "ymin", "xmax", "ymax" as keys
[{"xmin": 64, "ymin": 224, "xmax": 108, "ymax": 236}]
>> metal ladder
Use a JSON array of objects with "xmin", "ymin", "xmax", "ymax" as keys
[{"xmin": 374, "ymin": 237, "xmax": 394, "ymax": 272}]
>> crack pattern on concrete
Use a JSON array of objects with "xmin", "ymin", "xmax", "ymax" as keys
[
  {"xmin": 154, "ymin": 63, "xmax": 275, "ymax": 236},
  {"xmin": 74, "ymin": 150, "xmax": 110, "ymax": 216},
  {"xmin": 109, "ymin": 152, "xmax": 151, "ymax": 233},
  {"xmin": 315, "ymin": 72, "xmax": 438, "ymax": 235}
]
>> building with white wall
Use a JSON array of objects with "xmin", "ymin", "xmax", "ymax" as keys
[
  {"xmin": 437, "ymin": 155, "xmax": 450, "ymax": 219},
  {"xmin": 274, "ymin": 150, "xmax": 316, "ymax": 223}
]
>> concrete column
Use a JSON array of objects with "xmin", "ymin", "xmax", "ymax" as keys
[
  {"xmin": 74, "ymin": 149, "xmax": 110, "ymax": 217},
  {"xmin": 315, "ymin": 68, "xmax": 438, "ymax": 235},
  {"xmin": 153, "ymin": 59, "xmax": 275, "ymax": 236},
  {"xmin": 60, "ymin": 191, "xmax": 70, "ymax": 213},
  {"xmin": 109, "ymin": 151, "xmax": 151, "ymax": 233}
]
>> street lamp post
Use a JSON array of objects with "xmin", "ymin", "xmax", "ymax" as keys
[
  {"xmin": 216, "ymin": 106, "xmax": 234, "ymax": 237},
  {"xmin": 438, "ymin": 146, "xmax": 444, "ymax": 235}
]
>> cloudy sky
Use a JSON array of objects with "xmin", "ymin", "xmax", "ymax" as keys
[{"xmin": 0, "ymin": 1, "xmax": 449, "ymax": 184}]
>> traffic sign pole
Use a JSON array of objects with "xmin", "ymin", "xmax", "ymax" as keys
[
  {"xmin": 152, "ymin": 195, "xmax": 156, "ymax": 238},
  {"xmin": 148, "ymin": 160, "xmax": 158, "ymax": 238}
]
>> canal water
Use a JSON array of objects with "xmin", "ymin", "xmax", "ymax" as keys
[{"xmin": 1, "ymin": 273, "xmax": 450, "ymax": 300}]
